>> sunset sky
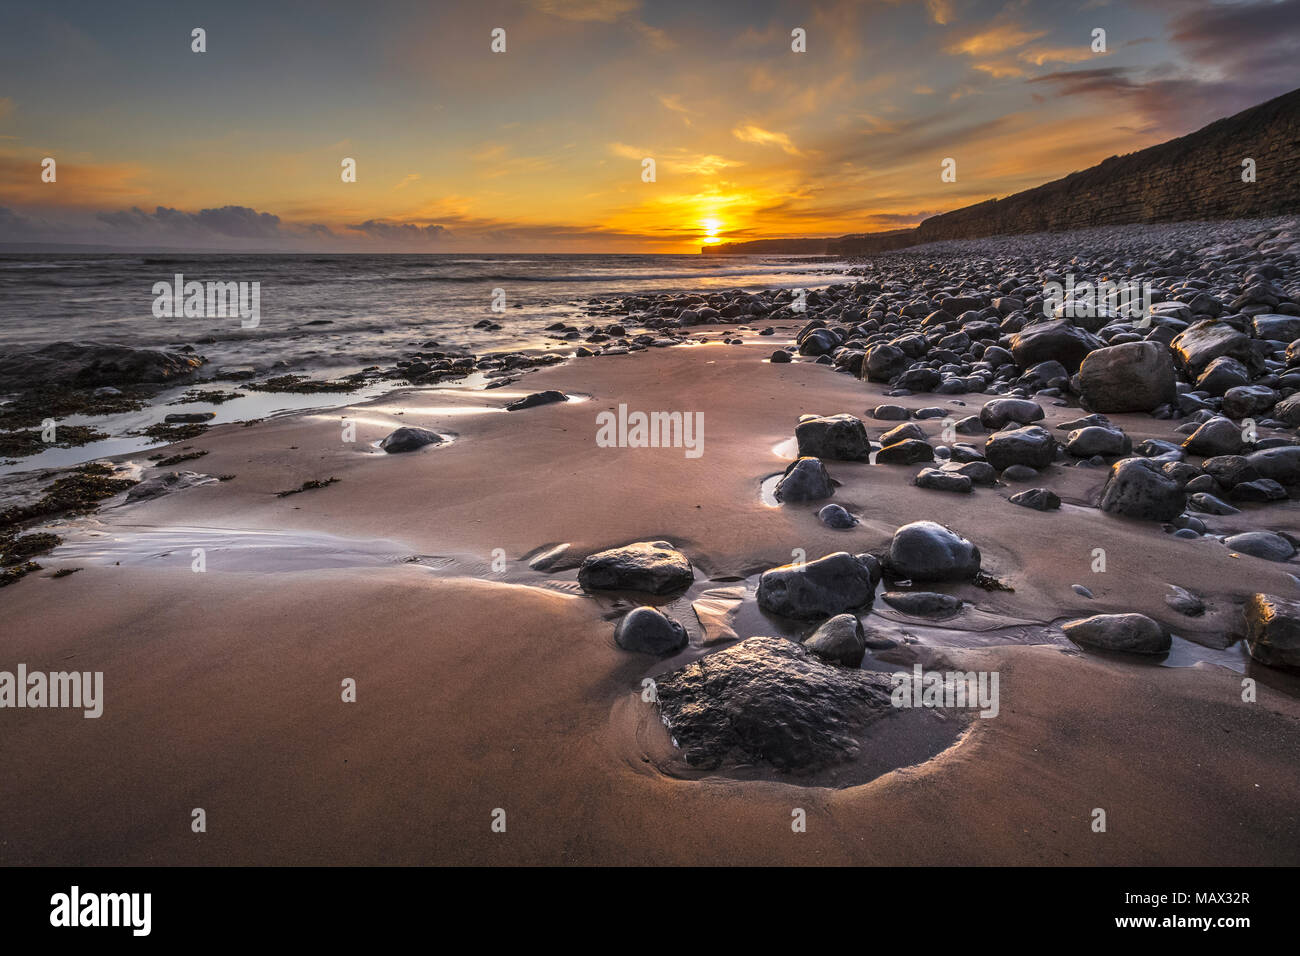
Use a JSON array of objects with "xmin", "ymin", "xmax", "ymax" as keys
[{"xmin": 1, "ymin": 0, "xmax": 1296, "ymax": 252}]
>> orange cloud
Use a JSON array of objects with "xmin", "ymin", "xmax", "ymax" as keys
[{"xmin": 946, "ymin": 24, "xmax": 1046, "ymax": 57}]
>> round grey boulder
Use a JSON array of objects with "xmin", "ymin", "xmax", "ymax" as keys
[
  {"xmin": 757, "ymin": 552, "xmax": 877, "ymax": 620},
  {"xmin": 578, "ymin": 540, "xmax": 694, "ymax": 594},
  {"xmin": 614, "ymin": 606, "xmax": 688, "ymax": 655},
  {"xmin": 803, "ymin": 614, "xmax": 867, "ymax": 667},
  {"xmin": 379, "ymin": 426, "xmax": 445, "ymax": 453},
  {"xmin": 1099, "ymin": 458, "xmax": 1186, "ymax": 521},
  {"xmin": 1224, "ymin": 531, "xmax": 1295, "ymax": 562},
  {"xmin": 775, "ymin": 456, "xmax": 835, "ymax": 502},
  {"xmin": 1062, "ymin": 613, "xmax": 1169, "ymax": 654},
  {"xmin": 886, "ymin": 521, "xmax": 981, "ymax": 582},
  {"xmin": 985, "ymin": 425, "xmax": 1056, "ymax": 471}
]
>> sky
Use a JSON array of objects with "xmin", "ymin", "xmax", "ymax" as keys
[{"xmin": 0, "ymin": 0, "xmax": 1296, "ymax": 252}]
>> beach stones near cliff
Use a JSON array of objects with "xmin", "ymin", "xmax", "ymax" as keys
[
  {"xmin": 1224, "ymin": 531, "xmax": 1295, "ymax": 562},
  {"xmin": 757, "ymin": 551, "xmax": 877, "ymax": 619},
  {"xmin": 1077, "ymin": 341, "xmax": 1177, "ymax": 413},
  {"xmin": 653, "ymin": 636, "xmax": 895, "ymax": 771},
  {"xmin": 886, "ymin": 521, "xmax": 980, "ymax": 582},
  {"xmin": 804, "ymin": 614, "xmax": 867, "ymax": 666},
  {"xmin": 979, "ymin": 398, "xmax": 1043, "ymax": 429},
  {"xmin": 880, "ymin": 591, "xmax": 962, "ymax": 616},
  {"xmin": 1196, "ymin": 356, "xmax": 1250, "ymax": 395},
  {"xmin": 505, "ymin": 389, "xmax": 569, "ymax": 411},
  {"xmin": 1243, "ymin": 593, "xmax": 1300, "ymax": 667},
  {"xmin": 863, "ymin": 344, "xmax": 908, "ymax": 382},
  {"xmin": 871, "ymin": 404, "xmax": 909, "ymax": 420},
  {"xmin": 614, "ymin": 606, "xmax": 688, "ymax": 655},
  {"xmin": 1181, "ymin": 417, "xmax": 1244, "ymax": 457},
  {"xmin": 769, "ymin": 349, "xmax": 792, "ymax": 363},
  {"xmin": 379, "ymin": 426, "xmax": 445, "ymax": 453},
  {"xmin": 915, "ymin": 467, "xmax": 972, "ymax": 493},
  {"xmin": 1246, "ymin": 446, "xmax": 1300, "ymax": 485},
  {"xmin": 1009, "ymin": 319, "xmax": 1102, "ymax": 371},
  {"xmin": 164, "ymin": 412, "xmax": 216, "ymax": 424},
  {"xmin": 984, "ymin": 425, "xmax": 1055, "ymax": 471},
  {"xmin": 1099, "ymin": 458, "xmax": 1186, "ymax": 520},
  {"xmin": 774, "ymin": 456, "xmax": 835, "ymax": 502},
  {"xmin": 1009, "ymin": 487, "xmax": 1060, "ymax": 511},
  {"xmin": 876, "ymin": 439, "xmax": 934, "ymax": 464},
  {"xmin": 817, "ymin": 503, "xmax": 857, "ymax": 529},
  {"xmin": 1170, "ymin": 320, "xmax": 1252, "ymax": 376},
  {"xmin": 578, "ymin": 540, "xmax": 693, "ymax": 594},
  {"xmin": 0, "ymin": 341, "xmax": 205, "ymax": 390},
  {"xmin": 1062, "ymin": 613, "xmax": 1170, "ymax": 654},
  {"xmin": 1222, "ymin": 385, "xmax": 1278, "ymax": 420},
  {"xmin": 1065, "ymin": 426, "xmax": 1131, "ymax": 458},
  {"xmin": 795, "ymin": 414, "xmax": 872, "ymax": 461}
]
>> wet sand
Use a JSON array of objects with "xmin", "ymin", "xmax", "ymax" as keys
[{"xmin": 4, "ymin": 325, "xmax": 1300, "ymax": 865}]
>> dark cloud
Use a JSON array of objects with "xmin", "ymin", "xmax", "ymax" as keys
[
  {"xmin": 96, "ymin": 204, "xmax": 284, "ymax": 239},
  {"xmin": 345, "ymin": 220, "xmax": 451, "ymax": 242},
  {"xmin": 1030, "ymin": 0, "xmax": 1300, "ymax": 135}
]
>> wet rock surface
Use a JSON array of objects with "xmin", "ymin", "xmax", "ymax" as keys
[
  {"xmin": 653, "ymin": 636, "xmax": 896, "ymax": 772},
  {"xmin": 1063, "ymin": 613, "xmax": 1170, "ymax": 654},
  {"xmin": 578, "ymin": 541, "xmax": 693, "ymax": 594},
  {"xmin": 379, "ymin": 426, "xmax": 445, "ymax": 453},
  {"xmin": 757, "ymin": 551, "xmax": 877, "ymax": 619}
]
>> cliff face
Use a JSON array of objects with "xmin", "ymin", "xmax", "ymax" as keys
[
  {"xmin": 915, "ymin": 87, "xmax": 1300, "ymax": 242},
  {"xmin": 701, "ymin": 86, "xmax": 1300, "ymax": 255}
]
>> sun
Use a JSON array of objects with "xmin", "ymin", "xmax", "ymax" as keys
[{"xmin": 699, "ymin": 217, "xmax": 723, "ymax": 244}]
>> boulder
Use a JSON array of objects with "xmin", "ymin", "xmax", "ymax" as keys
[
  {"xmin": 804, "ymin": 614, "xmax": 867, "ymax": 666},
  {"xmin": 795, "ymin": 414, "xmax": 872, "ymax": 461},
  {"xmin": 1065, "ymin": 426, "xmax": 1131, "ymax": 458},
  {"xmin": 653, "ymin": 636, "xmax": 895, "ymax": 770},
  {"xmin": 1077, "ymin": 341, "xmax": 1177, "ymax": 413},
  {"xmin": 1246, "ymin": 446, "xmax": 1300, "ymax": 485},
  {"xmin": 1181, "ymin": 417, "xmax": 1244, "ymax": 457},
  {"xmin": 915, "ymin": 467, "xmax": 972, "ymax": 493},
  {"xmin": 578, "ymin": 541, "xmax": 693, "ymax": 594},
  {"xmin": 1009, "ymin": 320, "xmax": 1102, "ymax": 372},
  {"xmin": 1170, "ymin": 320, "xmax": 1252, "ymax": 376},
  {"xmin": 886, "ymin": 521, "xmax": 981, "ymax": 582},
  {"xmin": 979, "ymin": 398, "xmax": 1044, "ymax": 429},
  {"xmin": 774, "ymin": 456, "xmax": 835, "ymax": 502},
  {"xmin": 756, "ymin": 552, "xmax": 877, "ymax": 620},
  {"xmin": 1062, "ymin": 613, "xmax": 1169, "ymax": 654},
  {"xmin": 985, "ymin": 425, "xmax": 1056, "ymax": 471},
  {"xmin": 0, "ymin": 341, "xmax": 205, "ymax": 390},
  {"xmin": 1099, "ymin": 458, "xmax": 1186, "ymax": 521},
  {"xmin": 880, "ymin": 591, "xmax": 963, "ymax": 616},
  {"xmin": 1224, "ymin": 531, "xmax": 1295, "ymax": 562},
  {"xmin": 614, "ymin": 606, "xmax": 688, "ymax": 655},
  {"xmin": 379, "ymin": 426, "xmax": 444, "ymax": 453},
  {"xmin": 875, "ymin": 439, "xmax": 934, "ymax": 465},
  {"xmin": 1243, "ymin": 593, "xmax": 1300, "ymax": 667},
  {"xmin": 505, "ymin": 389, "xmax": 569, "ymax": 411},
  {"xmin": 1009, "ymin": 487, "xmax": 1061, "ymax": 511}
]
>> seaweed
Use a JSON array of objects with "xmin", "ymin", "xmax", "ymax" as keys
[
  {"xmin": 0, "ymin": 464, "xmax": 138, "ymax": 531},
  {"xmin": 275, "ymin": 477, "xmax": 340, "ymax": 497}
]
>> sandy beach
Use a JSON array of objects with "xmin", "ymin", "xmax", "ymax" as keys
[{"xmin": 4, "ymin": 302, "xmax": 1299, "ymax": 865}]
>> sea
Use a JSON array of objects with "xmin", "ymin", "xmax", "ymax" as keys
[
  {"xmin": 0, "ymin": 252, "xmax": 855, "ymax": 371},
  {"xmin": 0, "ymin": 253, "xmax": 855, "ymax": 473}
]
